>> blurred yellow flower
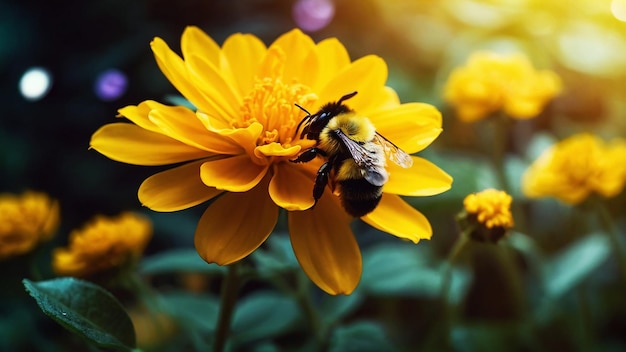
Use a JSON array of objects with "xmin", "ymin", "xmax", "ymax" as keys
[
  {"xmin": 444, "ymin": 51, "xmax": 562, "ymax": 122},
  {"xmin": 89, "ymin": 27, "xmax": 452, "ymax": 294},
  {"xmin": 464, "ymin": 189, "xmax": 514, "ymax": 229},
  {"xmin": 522, "ymin": 133, "xmax": 626, "ymax": 205},
  {"xmin": 461, "ymin": 189, "xmax": 514, "ymax": 242},
  {"xmin": 0, "ymin": 191, "xmax": 60, "ymax": 260},
  {"xmin": 52, "ymin": 212, "xmax": 152, "ymax": 278}
]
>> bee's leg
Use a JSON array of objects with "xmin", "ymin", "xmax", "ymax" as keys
[
  {"xmin": 312, "ymin": 161, "xmax": 331, "ymax": 205},
  {"xmin": 290, "ymin": 148, "xmax": 327, "ymax": 163}
]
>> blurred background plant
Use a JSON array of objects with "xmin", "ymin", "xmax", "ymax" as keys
[{"xmin": 2, "ymin": 0, "xmax": 626, "ymax": 351}]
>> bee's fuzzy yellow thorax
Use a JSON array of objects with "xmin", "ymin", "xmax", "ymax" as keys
[{"xmin": 327, "ymin": 113, "xmax": 376, "ymax": 143}]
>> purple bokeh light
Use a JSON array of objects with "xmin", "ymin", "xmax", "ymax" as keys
[
  {"xmin": 293, "ymin": 0, "xmax": 335, "ymax": 32},
  {"xmin": 94, "ymin": 69, "xmax": 128, "ymax": 101}
]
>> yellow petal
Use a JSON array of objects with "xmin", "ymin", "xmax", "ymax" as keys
[
  {"xmin": 269, "ymin": 28, "xmax": 316, "ymax": 85},
  {"xmin": 184, "ymin": 52, "xmax": 241, "ymax": 118},
  {"xmin": 117, "ymin": 101, "xmax": 162, "ymax": 134},
  {"xmin": 288, "ymin": 191, "xmax": 361, "ymax": 295},
  {"xmin": 181, "ymin": 26, "xmax": 221, "ymax": 66},
  {"xmin": 269, "ymin": 164, "xmax": 315, "ymax": 211},
  {"xmin": 317, "ymin": 55, "xmax": 388, "ymax": 111},
  {"xmin": 360, "ymin": 86, "xmax": 401, "ymax": 113},
  {"xmin": 254, "ymin": 143, "xmax": 301, "ymax": 158},
  {"xmin": 200, "ymin": 155, "xmax": 268, "ymax": 192},
  {"xmin": 150, "ymin": 37, "xmax": 236, "ymax": 122},
  {"xmin": 221, "ymin": 33, "xmax": 267, "ymax": 96},
  {"xmin": 299, "ymin": 48, "xmax": 321, "ymax": 93},
  {"xmin": 198, "ymin": 117, "xmax": 262, "ymax": 155},
  {"xmin": 138, "ymin": 160, "xmax": 223, "ymax": 212},
  {"xmin": 370, "ymin": 103, "xmax": 443, "ymax": 153},
  {"xmin": 310, "ymin": 38, "xmax": 351, "ymax": 90},
  {"xmin": 384, "ymin": 156, "xmax": 453, "ymax": 196},
  {"xmin": 90, "ymin": 123, "xmax": 209, "ymax": 165},
  {"xmin": 194, "ymin": 180, "xmax": 278, "ymax": 265},
  {"xmin": 147, "ymin": 105, "xmax": 241, "ymax": 154},
  {"xmin": 362, "ymin": 194, "xmax": 432, "ymax": 243}
]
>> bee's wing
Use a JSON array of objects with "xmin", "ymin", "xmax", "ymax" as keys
[
  {"xmin": 334, "ymin": 130, "xmax": 388, "ymax": 186},
  {"xmin": 372, "ymin": 133, "xmax": 413, "ymax": 168}
]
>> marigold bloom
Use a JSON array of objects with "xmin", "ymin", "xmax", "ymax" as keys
[
  {"xmin": 444, "ymin": 51, "xmax": 561, "ymax": 122},
  {"xmin": 464, "ymin": 189, "xmax": 514, "ymax": 229},
  {"xmin": 0, "ymin": 191, "xmax": 60, "ymax": 260},
  {"xmin": 52, "ymin": 212, "xmax": 152, "ymax": 278},
  {"xmin": 89, "ymin": 27, "xmax": 452, "ymax": 294},
  {"xmin": 522, "ymin": 133, "xmax": 626, "ymax": 205},
  {"xmin": 460, "ymin": 189, "xmax": 514, "ymax": 243}
]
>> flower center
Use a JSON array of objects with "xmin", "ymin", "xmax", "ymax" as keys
[{"xmin": 239, "ymin": 78, "xmax": 317, "ymax": 146}]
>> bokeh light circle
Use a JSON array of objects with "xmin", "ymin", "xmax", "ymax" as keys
[
  {"xmin": 293, "ymin": 0, "xmax": 335, "ymax": 32},
  {"xmin": 94, "ymin": 69, "xmax": 128, "ymax": 101},
  {"xmin": 19, "ymin": 67, "xmax": 53, "ymax": 101}
]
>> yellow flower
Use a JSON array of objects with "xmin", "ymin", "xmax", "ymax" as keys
[
  {"xmin": 89, "ymin": 27, "xmax": 452, "ymax": 294},
  {"xmin": 460, "ymin": 189, "xmax": 514, "ymax": 243},
  {"xmin": 0, "ymin": 191, "xmax": 60, "ymax": 260},
  {"xmin": 522, "ymin": 133, "xmax": 626, "ymax": 205},
  {"xmin": 52, "ymin": 212, "xmax": 152, "ymax": 278},
  {"xmin": 464, "ymin": 189, "xmax": 514, "ymax": 229},
  {"xmin": 444, "ymin": 51, "xmax": 561, "ymax": 122}
]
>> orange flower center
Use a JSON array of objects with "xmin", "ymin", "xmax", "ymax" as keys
[{"xmin": 239, "ymin": 78, "xmax": 317, "ymax": 146}]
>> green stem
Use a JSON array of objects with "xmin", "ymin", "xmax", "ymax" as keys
[
  {"xmin": 295, "ymin": 272, "xmax": 324, "ymax": 350},
  {"xmin": 426, "ymin": 231, "xmax": 471, "ymax": 350},
  {"xmin": 491, "ymin": 113, "xmax": 511, "ymax": 193},
  {"xmin": 575, "ymin": 284, "xmax": 594, "ymax": 351},
  {"xmin": 595, "ymin": 200, "xmax": 626, "ymax": 281},
  {"xmin": 214, "ymin": 263, "xmax": 240, "ymax": 352},
  {"xmin": 441, "ymin": 231, "xmax": 471, "ymax": 303}
]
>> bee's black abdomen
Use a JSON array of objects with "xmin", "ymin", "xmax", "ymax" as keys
[{"xmin": 338, "ymin": 178, "xmax": 383, "ymax": 217}]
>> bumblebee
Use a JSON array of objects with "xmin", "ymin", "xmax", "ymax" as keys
[{"xmin": 291, "ymin": 91, "xmax": 413, "ymax": 217}]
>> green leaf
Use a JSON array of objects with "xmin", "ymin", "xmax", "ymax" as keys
[
  {"xmin": 158, "ymin": 292, "xmax": 220, "ymax": 351},
  {"xmin": 450, "ymin": 323, "xmax": 524, "ymax": 352},
  {"xmin": 23, "ymin": 277, "xmax": 136, "ymax": 351},
  {"xmin": 160, "ymin": 291, "xmax": 220, "ymax": 332},
  {"xmin": 231, "ymin": 291, "xmax": 301, "ymax": 344},
  {"xmin": 319, "ymin": 290, "xmax": 364, "ymax": 326},
  {"xmin": 139, "ymin": 248, "xmax": 226, "ymax": 275},
  {"xmin": 251, "ymin": 233, "xmax": 299, "ymax": 275},
  {"xmin": 361, "ymin": 243, "xmax": 441, "ymax": 297},
  {"xmin": 421, "ymin": 150, "xmax": 497, "ymax": 200},
  {"xmin": 543, "ymin": 233, "xmax": 611, "ymax": 298},
  {"xmin": 329, "ymin": 321, "xmax": 394, "ymax": 352}
]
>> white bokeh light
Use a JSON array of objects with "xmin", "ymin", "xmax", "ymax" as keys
[
  {"xmin": 611, "ymin": 0, "xmax": 626, "ymax": 22},
  {"xmin": 19, "ymin": 67, "xmax": 52, "ymax": 101}
]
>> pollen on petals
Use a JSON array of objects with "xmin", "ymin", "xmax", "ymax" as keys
[{"xmin": 239, "ymin": 77, "xmax": 317, "ymax": 147}]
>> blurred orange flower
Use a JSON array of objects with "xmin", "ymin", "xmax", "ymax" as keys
[
  {"xmin": 52, "ymin": 212, "xmax": 152, "ymax": 278},
  {"xmin": 444, "ymin": 51, "xmax": 561, "ymax": 122},
  {"xmin": 0, "ymin": 191, "xmax": 59, "ymax": 260}
]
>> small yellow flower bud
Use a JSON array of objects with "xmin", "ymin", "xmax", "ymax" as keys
[{"xmin": 459, "ymin": 189, "xmax": 514, "ymax": 243}]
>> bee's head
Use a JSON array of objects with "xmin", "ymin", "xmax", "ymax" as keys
[{"xmin": 294, "ymin": 91, "xmax": 358, "ymax": 140}]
